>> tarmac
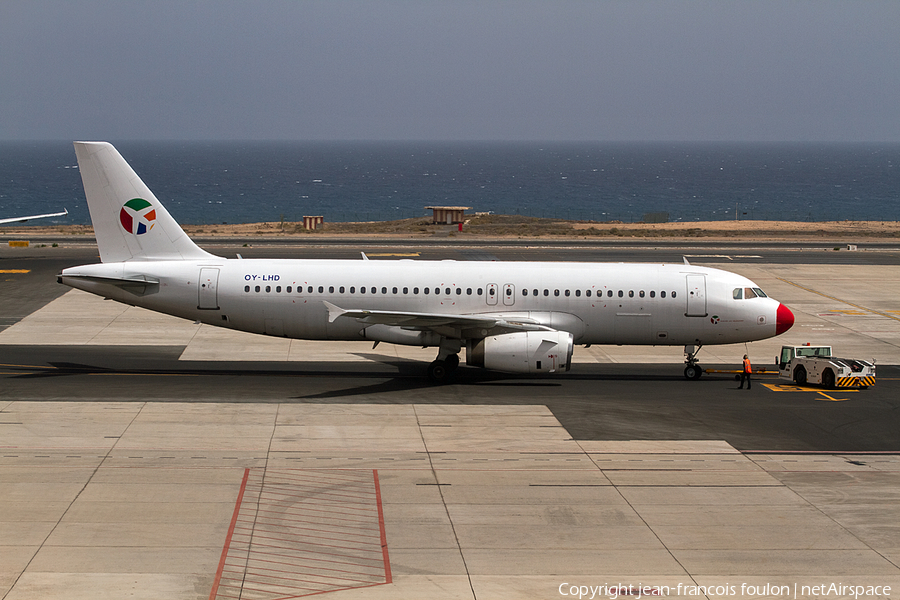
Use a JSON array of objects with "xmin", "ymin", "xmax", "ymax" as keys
[{"xmin": 1, "ymin": 246, "xmax": 899, "ymax": 599}]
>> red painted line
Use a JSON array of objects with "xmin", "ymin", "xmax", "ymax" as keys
[
  {"xmin": 267, "ymin": 477, "xmax": 376, "ymax": 489},
  {"xmin": 245, "ymin": 543, "xmax": 386, "ymax": 567},
  {"xmin": 243, "ymin": 547, "xmax": 387, "ymax": 568},
  {"xmin": 233, "ymin": 565, "xmax": 377, "ymax": 585},
  {"xmin": 253, "ymin": 505, "xmax": 378, "ymax": 521},
  {"xmin": 209, "ymin": 468, "xmax": 251, "ymax": 600},
  {"xmin": 251, "ymin": 529, "xmax": 382, "ymax": 546},
  {"xmin": 259, "ymin": 489, "xmax": 378, "ymax": 505},
  {"xmin": 253, "ymin": 510, "xmax": 382, "ymax": 531},
  {"xmin": 373, "ymin": 469, "xmax": 392, "ymax": 584},
  {"xmin": 239, "ymin": 530, "xmax": 382, "ymax": 549}
]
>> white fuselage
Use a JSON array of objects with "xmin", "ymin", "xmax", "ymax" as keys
[{"xmin": 60, "ymin": 258, "xmax": 784, "ymax": 348}]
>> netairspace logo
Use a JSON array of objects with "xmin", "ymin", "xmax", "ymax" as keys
[{"xmin": 120, "ymin": 198, "xmax": 156, "ymax": 235}]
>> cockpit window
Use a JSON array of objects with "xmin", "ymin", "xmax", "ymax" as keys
[
  {"xmin": 733, "ymin": 288, "xmax": 743, "ymax": 300},
  {"xmin": 744, "ymin": 287, "xmax": 758, "ymax": 298},
  {"xmin": 752, "ymin": 287, "xmax": 767, "ymax": 298}
]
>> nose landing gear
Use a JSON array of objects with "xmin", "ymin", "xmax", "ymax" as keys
[{"xmin": 684, "ymin": 343, "xmax": 704, "ymax": 380}]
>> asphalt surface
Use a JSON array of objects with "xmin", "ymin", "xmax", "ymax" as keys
[{"xmin": 2, "ymin": 241, "xmax": 899, "ymax": 453}]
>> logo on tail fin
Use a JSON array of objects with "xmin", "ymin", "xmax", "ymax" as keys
[{"xmin": 120, "ymin": 198, "xmax": 157, "ymax": 235}]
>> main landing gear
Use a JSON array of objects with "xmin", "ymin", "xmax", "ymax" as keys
[
  {"xmin": 427, "ymin": 339, "xmax": 462, "ymax": 384},
  {"xmin": 683, "ymin": 343, "xmax": 703, "ymax": 380}
]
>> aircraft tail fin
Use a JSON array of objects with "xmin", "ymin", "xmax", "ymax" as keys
[{"xmin": 74, "ymin": 141, "xmax": 216, "ymax": 263}]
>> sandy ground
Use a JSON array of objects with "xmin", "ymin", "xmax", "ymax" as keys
[{"xmin": 3, "ymin": 216, "xmax": 900, "ymax": 241}]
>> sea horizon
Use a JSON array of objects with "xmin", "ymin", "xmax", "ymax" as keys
[{"xmin": 2, "ymin": 140, "xmax": 898, "ymax": 226}]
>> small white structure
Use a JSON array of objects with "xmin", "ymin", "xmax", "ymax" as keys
[
  {"xmin": 303, "ymin": 216, "xmax": 324, "ymax": 230},
  {"xmin": 425, "ymin": 206, "xmax": 470, "ymax": 225}
]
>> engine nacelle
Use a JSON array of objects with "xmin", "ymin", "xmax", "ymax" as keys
[{"xmin": 467, "ymin": 331, "xmax": 574, "ymax": 374}]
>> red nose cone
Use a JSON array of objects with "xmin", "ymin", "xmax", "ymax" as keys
[{"xmin": 776, "ymin": 303, "xmax": 794, "ymax": 335}]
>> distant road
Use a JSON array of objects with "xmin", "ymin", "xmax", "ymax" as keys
[{"xmin": 3, "ymin": 235, "xmax": 900, "ymax": 265}]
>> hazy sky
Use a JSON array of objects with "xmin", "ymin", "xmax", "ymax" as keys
[{"xmin": 2, "ymin": 1, "xmax": 898, "ymax": 142}]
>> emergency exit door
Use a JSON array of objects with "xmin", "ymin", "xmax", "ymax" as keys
[{"xmin": 486, "ymin": 283, "xmax": 498, "ymax": 306}]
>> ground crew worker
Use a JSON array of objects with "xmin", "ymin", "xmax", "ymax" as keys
[{"xmin": 738, "ymin": 354, "xmax": 752, "ymax": 389}]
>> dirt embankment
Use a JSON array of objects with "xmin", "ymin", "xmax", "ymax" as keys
[{"xmin": 4, "ymin": 214, "xmax": 900, "ymax": 240}]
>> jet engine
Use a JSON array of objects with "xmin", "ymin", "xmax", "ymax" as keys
[{"xmin": 466, "ymin": 331, "xmax": 574, "ymax": 374}]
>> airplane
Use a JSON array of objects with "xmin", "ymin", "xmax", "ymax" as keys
[
  {"xmin": 0, "ymin": 208, "xmax": 68, "ymax": 225},
  {"xmin": 58, "ymin": 142, "xmax": 794, "ymax": 382}
]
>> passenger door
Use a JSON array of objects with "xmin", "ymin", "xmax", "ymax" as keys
[
  {"xmin": 198, "ymin": 268, "xmax": 220, "ymax": 310},
  {"xmin": 685, "ymin": 274, "xmax": 707, "ymax": 317}
]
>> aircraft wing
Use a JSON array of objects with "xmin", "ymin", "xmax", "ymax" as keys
[
  {"xmin": 323, "ymin": 301, "xmax": 552, "ymax": 334},
  {"xmin": 0, "ymin": 208, "xmax": 68, "ymax": 225}
]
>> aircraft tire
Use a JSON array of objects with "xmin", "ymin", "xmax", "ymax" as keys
[
  {"xmin": 445, "ymin": 353, "xmax": 460, "ymax": 371},
  {"xmin": 684, "ymin": 365, "xmax": 702, "ymax": 380},
  {"xmin": 427, "ymin": 360, "xmax": 450, "ymax": 384}
]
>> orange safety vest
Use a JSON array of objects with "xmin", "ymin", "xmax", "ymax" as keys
[{"xmin": 743, "ymin": 358, "xmax": 752, "ymax": 373}]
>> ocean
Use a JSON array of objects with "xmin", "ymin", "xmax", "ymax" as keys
[{"xmin": 1, "ymin": 141, "xmax": 898, "ymax": 225}]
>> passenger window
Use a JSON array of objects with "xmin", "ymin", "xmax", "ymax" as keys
[
  {"xmin": 467, "ymin": 288, "xmax": 472, "ymax": 295},
  {"xmin": 565, "ymin": 290, "xmax": 570, "ymax": 297},
  {"xmin": 456, "ymin": 288, "xmax": 462, "ymax": 295},
  {"xmin": 350, "ymin": 286, "xmax": 355, "ymax": 293},
  {"xmin": 308, "ymin": 286, "xmax": 313, "ymax": 293},
  {"xmin": 608, "ymin": 290, "xmax": 613, "ymax": 297},
  {"xmin": 287, "ymin": 286, "xmax": 292, "ymax": 293},
  {"xmin": 360, "ymin": 286, "xmax": 366, "ymax": 294},
  {"xmin": 392, "ymin": 287, "xmax": 397, "ymax": 294},
  {"xmin": 477, "ymin": 288, "xmax": 482, "ymax": 295},
  {"xmin": 639, "ymin": 290, "xmax": 645, "ymax": 298},
  {"xmin": 435, "ymin": 287, "xmax": 441, "ymax": 295},
  {"xmin": 446, "ymin": 287, "xmax": 451, "ymax": 295},
  {"xmin": 522, "ymin": 289, "xmax": 528, "ymax": 296},
  {"xmin": 506, "ymin": 288, "xmax": 512, "ymax": 296},
  {"xmin": 276, "ymin": 286, "xmax": 281, "ymax": 293},
  {"xmin": 650, "ymin": 291, "xmax": 655, "ymax": 298},
  {"xmin": 244, "ymin": 285, "xmax": 250, "ymax": 293},
  {"xmin": 266, "ymin": 286, "xmax": 271, "ymax": 293},
  {"xmin": 554, "ymin": 289, "xmax": 560, "ymax": 296},
  {"xmin": 403, "ymin": 287, "xmax": 408, "ymax": 294},
  {"xmin": 318, "ymin": 286, "xmax": 323, "ymax": 293},
  {"xmin": 382, "ymin": 287, "xmax": 388, "ymax": 294},
  {"xmin": 544, "ymin": 289, "xmax": 549, "ymax": 296},
  {"xmin": 629, "ymin": 290, "xmax": 634, "ymax": 298},
  {"xmin": 424, "ymin": 287, "xmax": 430, "ymax": 295},
  {"xmin": 339, "ymin": 286, "xmax": 345, "ymax": 294},
  {"xmin": 618, "ymin": 290, "xmax": 623, "ymax": 298},
  {"xmin": 585, "ymin": 290, "xmax": 591, "ymax": 297},
  {"xmin": 575, "ymin": 290, "xmax": 581, "ymax": 297},
  {"xmin": 671, "ymin": 291, "xmax": 677, "ymax": 298},
  {"xmin": 413, "ymin": 287, "xmax": 419, "ymax": 294},
  {"xmin": 255, "ymin": 285, "xmax": 260, "ymax": 292},
  {"xmin": 372, "ymin": 287, "xmax": 377, "ymax": 294},
  {"xmin": 329, "ymin": 286, "xmax": 334, "ymax": 293}
]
